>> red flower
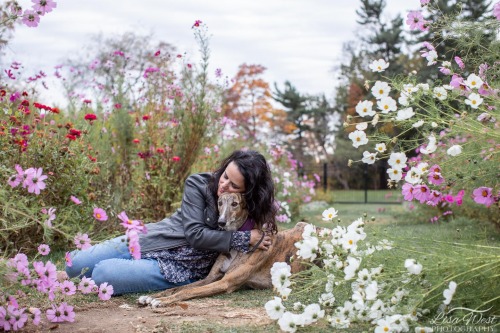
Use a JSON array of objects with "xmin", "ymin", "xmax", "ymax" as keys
[
  {"xmin": 66, "ymin": 134, "xmax": 77, "ymax": 141},
  {"xmin": 88, "ymin": 155, "xmax": 97, "ymax": 162},
  {"xmin": 83, "ymin": 99, "xmax": 92, "ymax": 104},
  {"xmin": 142, "ymin": 115, "xmax": 150, "ymax": 121},
  {"xmin": 133, "ymin": 138, "xmax": 140, "ymax": 144},
  {"xmin": 154, "ymin": 50, "xmax": 161, "ymax": 57},
  {"xmin": 21, "ymin": 100, "xmax": 30, "ymax": 107},
  {"xmin": 84, "ymin": 113, "xmax": 97, "ymax": 121},
  {"xmin": 114, "ymin": 103, "xmax": 122, "ymax": 109},
  {"xmin": 156, "ymin": 148, "xmax": 165, "ymax": 154},
  {"xmin": 69, "ymin": 128, "xmax": 82, "ymax": 137},
  {"xmin": 0, "ymin": 90, "xmax": 6, "ymax": 97},
  {"xmin": 51, "ymin": 107, "xmax": 60, "ymax": 114},
  {"xmin": 172, "ymin": 156, "xmax": 181, "ymax": 162},
  {"xmin": 192, "ymin": 20, "xmax": 202, "ymax": 28}
]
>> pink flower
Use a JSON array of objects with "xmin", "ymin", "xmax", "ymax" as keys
[
  {"xmin": 70, "ymin": 195, "xmax": 81, "ymax": 205},
  {"xmin": 406, "ymin": 11, "xmax": 428, "ymax": 31},
  {"xmin": 25, "ymin": 167, "xmax": 48, "ymax": 195},
  {"xmin": 59, "ymin": 302, "xmax": 75, "ymax": 322},
  {"xmin": 22, "ymin": 9, "xmax": 40, "ymax": 27},
  {"xmin": 454, "ymin": 56, "xmax": 465, "ymax": 69},
  {"xmin": 426, "ymin": 190, "xmax": 442, "ymax": 206},
  {"xmin": 128, "ymin": 231, "xmax": 142, "ymax": 260},
  {"xmin": 46, "ymin": 304, "xmax": 64, "ymax": 323},
  {"xmin": 65, "ymin": 252, "xmax": 72, "ymax": 267},
  {"xmin": 42, "ymin": 207, "xmax": 56, "ymax": 227},
  {"xmin": 32, "ymin": 0, "xmax": 57, "ymax": 15},
  {"xmin": 78, "ymin": 277, "xmax": 96, "ymax": 294},
  {"xmin": 7, "ymin": 164, "xmax": 24, "ymax": 188},
  {"xmin": 8, "ymin": 306, "xmax": 28, "ymax": 331},
  {"xmin": 98, "ymin": 282, "xmax": 114, "ymax": 300},
  {"xmin": 472, "ymin": 187, "xmax": 494, "ymax": 207},
  {"xmin": 60, "ymin": 280, "xmax": 76, "ymax": 296},
  {"xmin": 402, "ymin": 183, "xmax": 415, "ymax": 201},
  {"xmin": 413, "ymin": 184, "xmax": 430, "ymax": 203},
  {"xmin": 29, "ymin": 307, "xmax": 42, "ymax": 326},
  {"xmin": 118, "ymin": 211, "xmax": 146, "ymax": 233},
  {"xmin": 74, "ymin": 233, "xmax": 91, "ymax": 250},
  {"xmin": 37, "ymin": 244, "xmax": 50, "ymax": 256},
  {"xmin": 420, "ymin": 0, "xmax": 430, "ymax": 5},
  {"xmin": 93, "ymin": 207, "xmax": 108, "ymax": 221},
  {"xmin": 450, "ymin": 74, "xmax": 468, "ymax": 91},
  {"xmin": 494, "ymin": 1, "xmax": 500, "ymax": 20},
  {"xmin": 455, "ymin": 189, "xmax": 465, "ymax": 206},
  {"xmin": 428, "ymin": 171, "xmax": 444, "ymax": 185}
]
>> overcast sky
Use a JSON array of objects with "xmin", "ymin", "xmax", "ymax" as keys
[{"xmin": 4, "ymin": 0, "xmax": 416, "ymax": 105}]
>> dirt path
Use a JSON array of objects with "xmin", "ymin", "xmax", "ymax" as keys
[{"xmin": 22, "ymin": 298, "xmax": 273, "ymax": 333}]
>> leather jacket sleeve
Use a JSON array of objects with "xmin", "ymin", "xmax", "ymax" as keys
[{"xmin": 181, "ymin": 174, "xmax": 233, "ymax": 252}]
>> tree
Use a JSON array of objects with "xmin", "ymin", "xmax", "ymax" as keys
[{"xmin": 222, "ymin": 63, "xmax": 291, "ymax": 143}]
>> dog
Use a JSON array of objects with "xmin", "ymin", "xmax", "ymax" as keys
[{"xmin": 138, "ymin": 192, "xmax": 307, "ymax": 308}]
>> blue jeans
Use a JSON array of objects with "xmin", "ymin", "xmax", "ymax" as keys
[{"xmin": 65, "ymin": 235, "xmax": 193, "ymax": 295}]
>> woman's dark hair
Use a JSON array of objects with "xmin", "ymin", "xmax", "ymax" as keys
[{"xmin": 208, "ymin": 150, "xmax": 278, "ymax": 234}]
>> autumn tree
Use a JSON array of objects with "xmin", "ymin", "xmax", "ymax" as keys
[{"xmin": 222, "ymin": 63, "xmax": 292, "ymax": 143}]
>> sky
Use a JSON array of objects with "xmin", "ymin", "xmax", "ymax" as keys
[{"xmin": 3, "ymin": 0, "xmax": 416, "ymax": 106}]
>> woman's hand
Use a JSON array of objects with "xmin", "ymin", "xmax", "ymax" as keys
[{"xmin": 250, "ymin": 229, "xmax": 272, "ymax": 251}]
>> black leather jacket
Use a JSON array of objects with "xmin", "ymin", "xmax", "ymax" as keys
[{"xmin": 139, "ymin": 173, "xmax": 234, "ymax": 254}]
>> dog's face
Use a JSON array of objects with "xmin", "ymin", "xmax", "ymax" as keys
[{"xmin": 217, "ymin": 192, "xmax": 248, "ymax": 231}]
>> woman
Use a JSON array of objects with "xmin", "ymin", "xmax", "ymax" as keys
[{"xmin": 65, "ymin": 150, "xmax": 277, "ymax": 295}]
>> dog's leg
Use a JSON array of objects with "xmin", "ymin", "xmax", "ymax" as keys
[
  {"xmin": 150, "ymin": 259, "xmax": 260, "ymax": 308},
  {"xmin": 138, "ymin": 253, "xmax": 228, "ymax": 306}
]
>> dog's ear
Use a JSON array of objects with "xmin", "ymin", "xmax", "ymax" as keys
[{"xmin": 236, "ymin": 193, "xmax": 246, "ymax": 209}]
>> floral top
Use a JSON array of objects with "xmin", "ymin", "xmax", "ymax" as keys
[{"xmin": 142, "ymin": 230, "xmax": 250, "ymax": 283}]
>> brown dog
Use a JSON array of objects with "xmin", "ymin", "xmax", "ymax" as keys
[{"xmin": 138, "ymin": 193, "xmax": 307, "ymax": 308}]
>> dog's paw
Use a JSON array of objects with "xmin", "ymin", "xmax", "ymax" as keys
[
  {"xmin": 137, "ymin": 295, "xmax": 154, "ymax": 306},
  {"xmin": 150, "ymin": 298, "xmax": 162, "ymax": 308}
]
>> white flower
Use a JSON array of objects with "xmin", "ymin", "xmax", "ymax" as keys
[
  {"xmin": 425, "ymin": 50, "xmax": 438, "ymax": 66},
  {"xmin": 344, "ymin": 256, "xmax": 361, "ymax": 280},
  {"xmin": 398, "ymin": 92, "xmax": 411, "ymax": 106},
  {"xmin": 417, "ymin": 83, "xmax": 430, "ymax": 92},
  {"xmin": 464, "ymin": 92, "xmax": 483, "ymax": 109},
  {"xmin": 278, "ymin": 311, "xmax": 302, "ymax": 333},
  {"xmin": 403, "ymin": 83, "xmax": 418, "ymax": 94},
  {"xmin": 405, "ymin": 259, "xmax": 423, "ymax": 275},
  {"xmin": 396, "ymin": 107, "xmax": 415, "ymax": 120},
  {"xmin": 375, "ymin": 317, "xmax": 393, "ymax": 333},
  {"xmin": 356, "ymin": 122, "xmax": 368, "ymax": 130},
  {"xmin": 405, "ymin": 167, "xmax": 423, "ymax": 184},
  {"xmin": 371, "ymin": 81, "xmax": 391, "ymax": 99},
  {"xmin": 271, "ymin": 262, "xmax": 292, "ymax": 290},
  {"xmin": 295, "ymin": 237, "xmax": 319, "ymax": 261},
  {"xmin": 319, "ymin": 292, "xmax": 335, "ymax": 306},
  {"xmin": 372, "ymin": 113, "xmax": 380, "ymax": 126},
  {"xmin": 369, "ymin": 59, "xmax": 390, "ymax": 72},
  {"xmin": 420, "ymin": 134, "xmax": 437, "ymax": 155},
  {"xmin": 387, "ymin": 167, "xmax": 403, "ymax": 181},
  {"xmin": 365, "ymin": 281, "xmax": 378, "ymax": 300},
  {"xmin": 465, "ymin": 73, "xmax": 484, "ymax": 90},
  {"xmin": 377, "ymin": 96, "xmax": 397, "ymax": 114},
  {"xmin": 301, "ymin": 223, "xmax": 317, "ymax": 240},
  {"xmin": 375, "ymin": 143, "xmax": 386, "ymax": 153},
  {"xmin": 302, "ymin": 303, "xmax": 325, "ymax": 324},
  {"xmin": 433, "ymin": 86, "xmax": 448, "ymax": 100},
  {"xmin": 341, "ymin": 231, "xmax": 361, "ymax": 252},
  {"xmin": 431, "ymin": 122, "xmax": 438, "ymax": 128},
  {"xmin": 388, "ymin": 152, "xmax": 408, "ymax": 169},
  {"xmin": 362, "ymin": 151, "xmax": 377, "ymax": 165},
  {"xmin": 446, "ymin": 145, "xmax": 462, "ymax": 156},
  {"xmin": 329, "ymin": 314, "xmax": 350, "ymax": 328},
  {"xmin": 322, "ymin": 208, "xmax": 338, "ymax": 221},
  {"xmin": 265, "ymin": 296, "xmax": 285, "ymax": 320},
  {"xmin": 348, "ymin": 130, "xmax": 368, "ymax": 148},
  {"xmin": 355, "ymin": 100, "xmax": 376, "ymax": 117},
  {"xmin": 413, "ymin": 120, "xmax": 425, "ymax": 128},
  {"xmin": 443, "ymin": 281, "xmax": 457, "ymax": 305}
]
